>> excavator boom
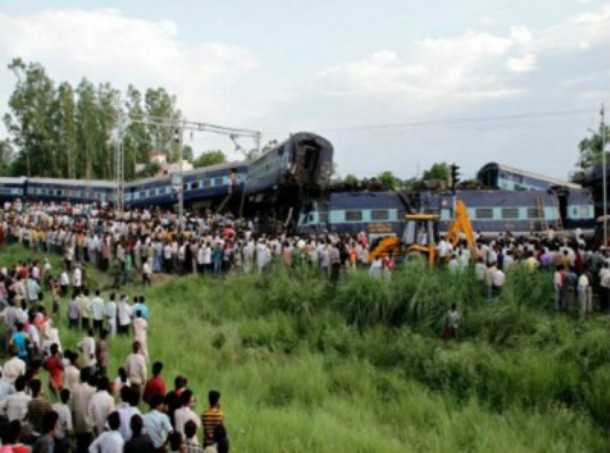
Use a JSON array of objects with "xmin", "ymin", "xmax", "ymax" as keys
[{"xmin": 445, "ymin": 199, "xmax": 478, "ymax": 253}]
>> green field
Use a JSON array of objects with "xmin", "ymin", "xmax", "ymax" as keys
[{"xmin": 3, "ymin": 244, "xmax": 610, "ymax": 452}]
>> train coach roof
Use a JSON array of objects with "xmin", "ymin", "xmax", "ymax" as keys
[
  {"xmin": 249, "ymin": 132, "xmax": 333, "ymax": 165},
  {"xmin": 28, "ymin": 177, "xmax": 117, "ymax": 188},
  {"xmin": 0, "ymin": 177, "xmax": 27, "ymax": 184},
  {"xmin": 124, "ymin": 160, "xmax": 247, "ymax": 187},
  {"xmin": 330, "ymin": 191, "xmax": 406, "ymax": 210},
  {"xmin": 422, "ymin": 189, "xmax": 558, "ymax": 208},
  {"xmin": 478, "ymin": 162, "xmax": 581, "ymax": 189}
]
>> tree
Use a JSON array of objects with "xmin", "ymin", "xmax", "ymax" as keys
[
  {"xmin": 55, "ymin": 82, "xmax": 77, "ymax": 178},
  {"xmin": 135, "ymin": 161, "xmax": 162, "ymax": 178},
  {"xmin": 422, "ymin": 162, "xmax": 449, "ymax": 182},
  {"xmin": 577, "ymin": 126, "xmax": 610, "ymax": 171},
  {"xmin": 0, "ymin": 140, "xmax": 14, "ymax": 175},
  {"xmin": 343, "ymin": 173, "xmax": 359, "ymax": 189},
  {"xmin": 124, "ymin": 85, "xmax": 152, "ymax": 181},
  {"xmin": 193, "ymin": 150, "xmax": 226, "ymax": 168},
  {"xmin": 377, "ymin": 171, "xmax": 400, "ymax": 190},
  {"xmin": 76, "ymin": 78, "xmax": 100, "ymax": 180},
  {"xmin": 182, "ymin": 144, "xmax": 194, "ymax": 163},
  {"xmin": 144, "ymin": 87, "xmax": 181, "ymax": 162},
  {"xmin": 4, "ymin": 58, "xmax": 56, "ymax": 176}
]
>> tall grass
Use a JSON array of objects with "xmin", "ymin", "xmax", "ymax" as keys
[{"xmin": 1, "ymin": 245, "xmax": 610, "ymax": 451}]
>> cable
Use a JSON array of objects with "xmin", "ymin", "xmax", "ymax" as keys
[{"xmin": 265, "ymin": 107, "xmax": 594, "ymax": 135}]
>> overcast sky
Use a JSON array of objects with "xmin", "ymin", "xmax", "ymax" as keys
[{"xmin": 0, "ymin": 0, "xmax": 608, "ymax": 181}]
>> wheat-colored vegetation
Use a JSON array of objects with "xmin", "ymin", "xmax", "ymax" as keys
[{"xmin": 2, "ymin": 245, "xmax": 610, "ymax": 452}]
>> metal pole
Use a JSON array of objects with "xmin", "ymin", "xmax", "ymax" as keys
[
  {"xmin": 178, "ymin": 119, "xmax": 185, "ymax": 230},
  {"xmin": 602, "ymin": 104, "xmax": 607, "ymax": 246}
]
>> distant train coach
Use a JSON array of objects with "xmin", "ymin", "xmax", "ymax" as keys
[{"xmin": 477, "ymin": 162, "xmax": 580, "ymax": 191}]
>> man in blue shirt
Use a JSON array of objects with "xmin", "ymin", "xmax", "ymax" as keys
[{"xmin": 10, "ymin": 322, "xmax": 29, "ymax": 363}]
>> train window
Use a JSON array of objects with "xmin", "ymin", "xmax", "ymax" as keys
[
  {"xmin": 501, "ymin": 208, "xmax": 519, "ymax": 219},
  {"xmin": 371, "ymin": 210, "xmax": 389, "ymax": 221},
  {"xmin": 527, "ymin": 207, "xmax": 541, "ymax": 219},
  {"xmin": 475, "ymin": 208, "xmax": 493, "ymax": 219},
  {"xmin": 56, "ymin": 190, "xmax": 62, "ymax": 196},
  {"xmin": 345, "ymin": 211, "xmax": 362, "ymax": 221},
  {"xmin": 202, "ymin": 179, "xmax": 210, "ymax": 188},
  {"xmin": 183, "ymin": 184, "xmax": 188, "ymax": 191},
  {"xmin": 139, "ymin": 191, "xmax": 146, "ymax": 198},
  {"xmin": 319, "ymin": 212, "xmax": 329, "ymax": 224},
  {"xmin": 214, "ymin": 177, "xmax": 223, "ymax": 186},
  {"xmin": 190, "ymin": 182, "xmax": 198, "ymax": 190},
  {"xmin": 159, "ymin": 187, "xmax": 166, "ymax": 195}
]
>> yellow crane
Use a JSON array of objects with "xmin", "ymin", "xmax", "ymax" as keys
[{"xmin": 369, "ymin": 199, "xmax": 478, "ymax": 267}]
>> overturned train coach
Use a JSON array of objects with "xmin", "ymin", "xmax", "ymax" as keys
[{"xmin": 0, "ymin": 132, "xmax": 334, "ymax": 217}]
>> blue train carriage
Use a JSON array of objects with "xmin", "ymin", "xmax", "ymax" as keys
[
  {"xmin": 26, "ymin": 177, "xmax": 117, "ymax": 204},
  {"xmin": 244, "ymin": 132, "xmax": 334, "ymax": 197},
  {"xmin": 561, "ymin": 187, "xmax": 595, "ymax": 234},
  {"xmin": 420, "ymin": 190, "xmax": 564, "ymax": 236},
  {"xmin": 297, "ymin": 191, "xmax": 407, "ymax": 240},
  {"xmin": 477, "ymin": 162, "xmax": 581, "ymax": 192},
  {"xmin": 0, "ymin": 177, "xmax": 27, "ymax": 202},
  {"xmin": 124, "ymin": 162, "xmax": 247, "ymax": 209}
]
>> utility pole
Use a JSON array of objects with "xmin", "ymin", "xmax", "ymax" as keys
[
  {"xmin": 114, "ymin": 116, "xmax": 125, "ymax": 214},
  {"xmin": 175, "ymin": 120, "xmax": 185, "ymax": 229},
  {"xmin": 602, "ymin": 104, "xmax": 607, "ymax": 246}
]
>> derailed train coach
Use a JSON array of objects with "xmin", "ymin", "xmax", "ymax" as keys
[
  {"xmin": 297, "ymin": 187, "xmax": 595, "ymax": 239},
  {"xmin": 420, "ymin": 188, "xmax": 595, "ymax": 236},
  {"xmin": 0, "ymin": 132, "xmax": 334, "ymax": 217}
]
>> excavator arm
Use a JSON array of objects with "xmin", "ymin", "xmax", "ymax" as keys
[{"xmin": 446, "ymin": 199, "xmax": 478, "ymax": 254}]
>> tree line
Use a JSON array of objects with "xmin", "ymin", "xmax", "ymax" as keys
[{"xmin": 1, "ymin": 58, "xmax": 185, "ymax": 181}]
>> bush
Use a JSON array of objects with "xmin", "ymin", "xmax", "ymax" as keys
[{"xmin": 334, "ymin": 272, "xmax": 395, "ymax": 329}]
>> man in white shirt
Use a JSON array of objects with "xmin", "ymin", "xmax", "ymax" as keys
[
  {"xmin": 3, "ymin": 350, "xmax": 26, "ymax": 384},
  {"xmin": 578, "ymin": 272, "xmax": 592, "ymax": 316},
  {"xmin": 88, "ymin": 411, "xmax": 124, "ymax": 453},
  {"xmin": 143, "ymin": 394, "xmax": 173, "ymax": 450},
  {"xmin": 106, "ymin": 294, "xmax": 118, "ymax": 337},
  {"xmin": 73, "ymin": 265, "xmax": 82, "ymax": 291},
  {"xmin": 117, "ymin": 386, "xmax": 142, "ymax": 441},
  {"xmin": 133, "ymin": 312, "xmax": 149, "ymax": 362},
  {"xmin": 124, "ymin": 341, "xmax": 147, "ymax": 394},
  {"xmin": 492, "ymin": 267, "xmax": 506, "ymax": 296},
  {"xmin": 437, "ymin": 236, "xmax": 452, "ymax": 263},
  {"xmin": 90, "ymin": 290, "xmax": 105, "ymax": 335},
  {"xmin": 118, "ymin": 296, "xmax": 132, "ymax": 335},
  {"xmin": 59, "ymin": 270, "xmax": 70, "ymax": 296},
  {"xmin": 87, "ymin": 375, "xmax": 115, "ymax": 436},
  {"xmin": 1, "ymin": 376, "xmax": 30, "ymax": 421},
  {"xmin": 78, "ymin": 329, "xmax": 97, "ymax": 371},
  {"xmin": 174, "ymin": 389, "xmax": 201, "ymax": 441}
]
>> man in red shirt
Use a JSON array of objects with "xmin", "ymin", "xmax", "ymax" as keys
[{"xmin": 143, "ymin": 361, "xmax": 167, "ymax": 405}]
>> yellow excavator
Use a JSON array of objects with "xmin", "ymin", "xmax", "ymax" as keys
[{"xmin": 369, "ymin": 199, "xmax": 478, "ymax": 267}]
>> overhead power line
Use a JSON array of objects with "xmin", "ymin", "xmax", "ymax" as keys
[{"xmin": 267, "ymin": 107, "xmax": 594, "ymax": 135}]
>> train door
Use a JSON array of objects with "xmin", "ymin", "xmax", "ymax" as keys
[{"xmin": 555, "ymin": 187, "xmax": 569, "ymax": 228}]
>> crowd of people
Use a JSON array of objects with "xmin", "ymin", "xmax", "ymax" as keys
[
  {"xmin": 0, "ymin": 199, "xmax": 607, "ymax": 451},
  {"xmin": 0, "ymin": 207, "xmax": 231, "ymax": 453}
]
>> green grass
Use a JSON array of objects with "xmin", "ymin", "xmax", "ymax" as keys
[{"xmin": 2, "ymin": 243, "xmax": 610, "ymax": 452}]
